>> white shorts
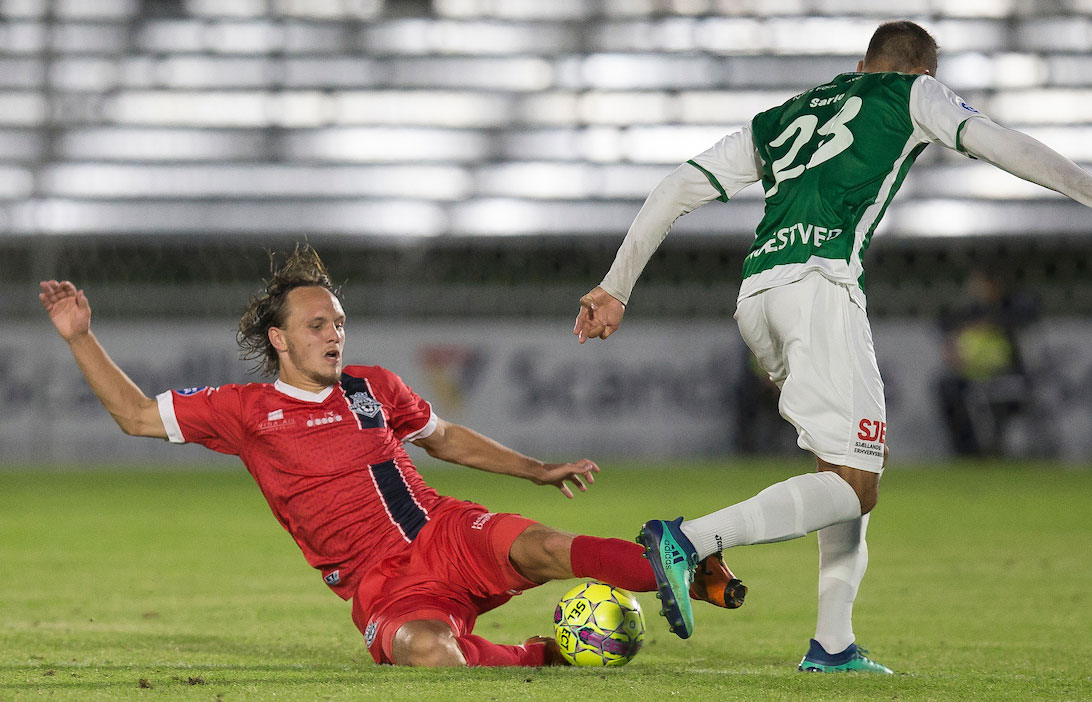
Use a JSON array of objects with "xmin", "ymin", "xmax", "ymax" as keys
[{"xmin": 734, "ymin": 272, "xmax": 887, "ymax": 472}]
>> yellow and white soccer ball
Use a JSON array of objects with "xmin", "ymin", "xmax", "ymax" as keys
[{"xmin": 553, "ymin": 581, "xmax": 645, "ymax": 666}]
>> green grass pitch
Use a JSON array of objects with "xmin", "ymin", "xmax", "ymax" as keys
[{"xmin": 2, "ymin": 460, "xmax": 1091, "ymax": 701}]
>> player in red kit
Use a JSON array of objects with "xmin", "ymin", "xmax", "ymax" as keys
[{"xmin": 40, "ymin": 244, "xmax": 745, "ymax": 668}]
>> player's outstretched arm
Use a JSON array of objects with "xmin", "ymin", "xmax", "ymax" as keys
[
  {"xmin": 39, "ymin": 280, "xmax": 167, "ymax": 439},
  {"xmin": 574, "ymin": 286, "xmax": 625, "ymax": 343},
  {"xmin": 573, "ymin": 165, "xmax": 717, "ymax": 344},
  {"xmin": 412, "ymin": 418, "xmax": 599, "ymax": 499},
  {"xmin": 574, "ymin": 133, "xmax": 758, "ymax": 343},
  {"xmin": 960, "ymin": 118, "xmax": 1092, "ymax": 208}
]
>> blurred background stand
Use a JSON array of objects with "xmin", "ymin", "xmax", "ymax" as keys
[{"xmin": 3, "ymin": 0, "xmax": 1092, "ymax": 464}]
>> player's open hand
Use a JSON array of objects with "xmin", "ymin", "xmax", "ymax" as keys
[
  {"xmin": 573, "ymin": 287, "xmax": 625, "ymax": 343},
  {"xmin": 535, "ymin": 459, "xmax": 599, "ymax": 499},
  {"xmin": 39, "ymin": 280, "xmax": 91, "ymax": 342}
]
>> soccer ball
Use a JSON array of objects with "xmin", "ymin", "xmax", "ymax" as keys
[{"xmin": 553, "ymin": 581, "xmax": 645, "ymax": 666}]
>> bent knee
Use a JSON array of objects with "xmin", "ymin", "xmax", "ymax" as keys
[
  {"xmin": 391, "ymin": 620, "xmax": 466, "ymax": 667},
  {"xmin": 817, "ymin": 460, "xmax": 880, "ymax": 514},
  {"xmin": 857, "ymin": 484, "xmax": 879, "ymax": 514},
  {"xmin": 844, "ymin": 474, "xmax": 879, "ymax": 514},
  {"xmin": 510, "ymin": 525, "xmax": 574, "ymax": 583}
]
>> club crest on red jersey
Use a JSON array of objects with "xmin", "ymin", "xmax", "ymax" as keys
[
  {"xmin": 340, "ymin": 374, "xmax": 387, "ymax": 429},
  {"xmin": 349, "ymin": 391, "xmax": 382, "ymax": 418}
]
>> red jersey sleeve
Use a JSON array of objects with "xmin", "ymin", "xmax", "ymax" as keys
[
  {"xmin": 346, "ymin": 366, "xmax": 435, "ymax": 442},
  {"xmin": 156, "ymin": 385, "xmax": 247, "ymax": 455}
]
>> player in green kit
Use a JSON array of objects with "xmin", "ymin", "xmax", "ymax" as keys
[{"xmin": 574, "ymin": 20, "xmax": 1092, "ymax": 672}]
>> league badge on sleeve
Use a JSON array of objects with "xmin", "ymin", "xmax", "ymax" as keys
[{"xmin": 176, "ymin": 386, "xmax": 209, "ymax": 396}]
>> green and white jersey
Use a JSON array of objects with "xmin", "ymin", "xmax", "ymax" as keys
[{"xmin": 690, "ymin": 72, "xmax": 985, "ymax": 306}]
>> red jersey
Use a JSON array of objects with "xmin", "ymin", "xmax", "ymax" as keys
[{"xmin": 156, "ymin": 365, "xmax": 454, "ymax": 599}]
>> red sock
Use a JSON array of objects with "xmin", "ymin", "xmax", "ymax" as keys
[
  {"xmin": 457, "ymin": 634, "xmax": 547, "ymax": 667},
  {"xmin": 569, "ymin": 535, "xmax": 656, "ymax": 592}
]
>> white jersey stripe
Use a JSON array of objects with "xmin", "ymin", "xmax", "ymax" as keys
[
  {"xmin": 401, "ymin": 407, "xmax": 438, "ymax": 442},
  {"xmin": 156, "ymin": 390, "xmax": 185, "ymax": 444},
  {"xmin": 850, "ymin": 132, "xmax": 925, "ymax": 285}
]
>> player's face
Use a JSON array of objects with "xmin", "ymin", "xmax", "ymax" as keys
[{"xmin": 272, "ymin": 286, "xmax": 346, "ymax": 391}]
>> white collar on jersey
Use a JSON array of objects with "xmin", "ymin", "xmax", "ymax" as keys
[{"xmin": 274, "ymin": 379, "xmax": 335, "ymax": 403}]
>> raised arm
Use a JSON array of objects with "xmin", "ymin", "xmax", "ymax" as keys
[
  {"xmin": 411, "ymin": 418, "xmax": 598, "ymax": 499},
  {"xmin": 575, "ymin": 127, "xmax": 762, "ymax": 343},
  {"xmin": 572, "ymin": 165, "xmax": 722, "ymax": 343},
  {"xmin": 959, "ymin": 118, "xmax": 1092, "ymax": 208},
  {"xmin": 39, "ymin": 280, "xmax": 167, "ymax": 439}
]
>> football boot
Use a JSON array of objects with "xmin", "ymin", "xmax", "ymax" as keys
[
  {"xmin": 690, "ymin": 552, "xmax": 747, "ymax": 609},
  {"xmin": 798, "ymin": 639, "xmax": 893, "ymax": 674},
  {"xmin": 636, "ymin": 517, "xmax": 698, "ymax": 639}
]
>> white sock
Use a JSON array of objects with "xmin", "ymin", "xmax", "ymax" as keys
[
  {"xmin": 679, "ymin": 472, "xmax": 862, "ymax": 560},
  {"xmin": 814, "ymin": 514, "xmax": 869, "ymax": 655}
]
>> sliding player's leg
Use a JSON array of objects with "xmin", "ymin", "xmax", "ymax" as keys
[
  {"xmin": 510, "ymin": 524, "xmax": 657, "ymax": 591},
  {"xmin": 357, "ymin": 596, "xmax": 562, "ymax": 667},
  {"xmin": 349, "ymin": 504, "xmax": 660, "ymax": 668},
  {"xmin": 378, "ymin": 522, "xmax": 684, "ymax": 667},
  {"xmin": 511, "ymin": 523, "xmax": 746, "ymax": 612},
  {"xmin": 350, "ymin": 503, "xmax": 550, "ymax": 668},
  {"xmin": 391, "ymin": 619, "xmax": 467, "ymax": 667},
  {"xmin": 391, "ymin": 618, "xmax": 567, "ymax": 667}
]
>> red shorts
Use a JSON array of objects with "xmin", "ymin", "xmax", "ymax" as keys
[{"xmin": 349, "ymin": 500, "xmax": 539, "ymax": 664}]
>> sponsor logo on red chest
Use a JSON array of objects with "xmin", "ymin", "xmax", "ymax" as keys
[
  {"xmin": 306, "ymin": 411, "xmax": 343, "ymax": 428},
  {"xmin": 256, "ymin": 408, "xmax": 296, "ymax": 433},
  {"xmin": 857, "ymin": 419, "xmax": 886, "ymax": 444}
]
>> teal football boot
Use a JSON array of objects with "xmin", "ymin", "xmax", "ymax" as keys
[
  {"xmin": 798, "ymin": 639, "xmax": 894, "ymax": 674},
  {"xmin": 636, "ymin": 517, "xmax": 698, "ymax": 639}
]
